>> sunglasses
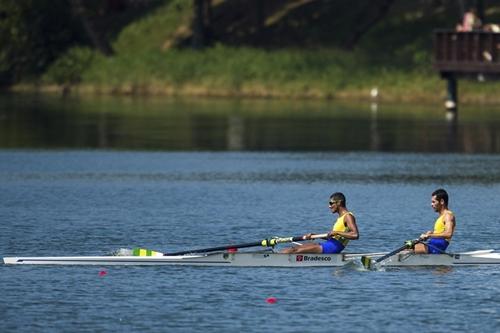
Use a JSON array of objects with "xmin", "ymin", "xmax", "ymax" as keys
[{"xmin": 328, "ymin": 201, "xmax": 337, "ymax": 206}]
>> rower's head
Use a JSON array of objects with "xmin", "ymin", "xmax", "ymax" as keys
[
  {"xmin": 329, "ymin": 192, "xmax": 346, "ymax": 212},
  {"xmin": 431, "ymin": 188, "xmax": 448, "ymax": 211}
]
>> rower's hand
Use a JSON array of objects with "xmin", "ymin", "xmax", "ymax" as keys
[
  {"xmin": 327, "ymin": 231, "xmax": 336, "ymax": 239},
  {"xmin": 304, "ymin": 233, "xmax": 313, "ymax": 240},
  {"xmin": 420, "ymin": 231, "xmax": 432, "ymax": 240}
]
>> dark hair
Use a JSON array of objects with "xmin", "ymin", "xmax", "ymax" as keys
[
  {"xmin": 330, "ymin": 192, "xmax": 346, "ymax": 207},
  {"xmin": 432, "ymin": 188, "xmax": 448, "ymax": 206}
]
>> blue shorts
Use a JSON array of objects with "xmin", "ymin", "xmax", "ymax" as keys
[
  {"xmin": 427, "ymin": 238, "xmax": 449, "ymax": 254},
  {"xmin": 320, "ymin": 239, "xmax": 345, "ymax": 254}
]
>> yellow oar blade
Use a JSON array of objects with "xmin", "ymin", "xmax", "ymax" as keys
[
  {"xmin": 132, "ymin": 248, "xmax": 163, "ymax": 257},
  {"xmin": 361, "ymin": 256, "xmax": 373, "ymax": 270}
]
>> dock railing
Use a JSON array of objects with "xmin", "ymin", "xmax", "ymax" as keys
[
  {"xmin": 433, "ymin": 29, "xmax": 500, "ymax": 110},
  {"xmin": 433, "ymin": 29, "xmax": 500, "ymax": 78}
]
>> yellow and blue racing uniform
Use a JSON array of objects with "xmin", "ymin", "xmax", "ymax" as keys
[
  {"xmin": 320, "ymin": 212, "xmax": 354, "ymax": 254},
  {"xmin": 427, "ymin": 210, "xmax": 453, "ymax": 254}
]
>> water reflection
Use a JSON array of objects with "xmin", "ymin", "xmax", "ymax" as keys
[
  {"xmin": 370, "ymin": 102, "xmax": 380, "ymax": 151},
  {"xmin": 432, "ymin": 266, "xmax": 453, "ymax": 275},
  {"xmin": 227, "ymin": 115, "xmax": 244, "ymax": 150},
  {"xmin": 1, "ymin": 93, "xmax": 500, "ymax": 152},
  {"xmin": 445, "ymin": 110, "xmax": 458, "ymax": 152}
]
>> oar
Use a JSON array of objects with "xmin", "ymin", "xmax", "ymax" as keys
[
  {"xmin": 361, "ymin": 238, "xmax": 423, "ymax": 269},
  {"xmin": 133, "ymin": 233, "xmax": 329, "ymax": 257}
]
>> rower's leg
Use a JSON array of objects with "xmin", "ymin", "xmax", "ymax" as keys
[
  {"xmin": 414, "ymin": 243, "xmax": 428, "ymax": 254},
  {"xmin": 281, "ymin": 243, "xmax": 323, "ymax": 254}
]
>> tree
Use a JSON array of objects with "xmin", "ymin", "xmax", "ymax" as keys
[
  {"xmin": 342, "ymin": 0, "xmax": 395, "ymax": 50},
  {"xmin": 69, "ymin": 0, "xmax": 114, "ymax": 56},
  {"xmin": 191, "ymin": 0, "xmax": 212, "ymax": 49},
  {"xmin": 0, "ymin": 0, "xmax": 80, "ymax": 84}
]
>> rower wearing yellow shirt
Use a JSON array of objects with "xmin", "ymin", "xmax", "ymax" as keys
[
  {"xmin": 281, "ymin": 192, "xmax": 359, "ymax": 254},
  {"xmin": 415, "ymin": 188, "xmax": 456, "ymax": 254}
]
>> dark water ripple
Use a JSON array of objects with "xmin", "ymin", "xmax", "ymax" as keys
[{"xmin": 2, "ymin": 152, "xmax": 500, "ymax": 185}]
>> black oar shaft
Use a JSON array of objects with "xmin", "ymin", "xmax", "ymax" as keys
[
  {"xmin": 375, "ymin": 238, "xmax": 424, "ymax": 263},
  {"xmin": 374, "ymin": 244, "xmax": 409, "ymax": 263},
  {"xmin": 166, "ymin": 241, "xmax": 265, "ymax": 256},
  {"xmin": 164, "ymin": 234, "xmax": 323, "ymax": 256},
  {"xmin": 361, "ymin": 238, "xmax": 424, "ymax": 269}
]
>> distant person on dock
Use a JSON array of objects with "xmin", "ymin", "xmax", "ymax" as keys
[
  {"xmin": 456, "ymin": 8, "xmax": 482, "ymax": 31},
  {"xmin": 413, "ymin": 188, "xmax": 456, "ymax": 254},
  {"xmin": 281, "ymin": 192, "xmax": 359, "ymax": 254}
]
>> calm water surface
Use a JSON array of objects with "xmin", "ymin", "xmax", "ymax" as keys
[
  {"xmin": 0, "ymin": 94, "xmax": 499, "ymax": 332},
  {"xmin": 1, "ymin": 151, "xmax": 499, "ymax": 332}
]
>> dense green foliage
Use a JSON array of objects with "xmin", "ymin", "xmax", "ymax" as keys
[
  {"xmin": 43, "ymin": 47, "xmax": 95, "ymax": 84},
  {"xmin": 3, "ymin": 0, "xmax": 500, "ymax": 102}
]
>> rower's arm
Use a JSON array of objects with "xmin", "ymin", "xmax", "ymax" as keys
[{"xmin": 332, "ymin": 214, "xmax": 359, "ymax": 240}]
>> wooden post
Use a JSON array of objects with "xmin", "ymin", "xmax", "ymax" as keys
[{"xmin": 444, "ymin": 74, "xmax": 458, "ymax": 111}]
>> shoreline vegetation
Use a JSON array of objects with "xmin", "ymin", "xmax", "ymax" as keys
[
  {"xmin": 9, "ymin": 73, "xmax": 500, "ymax": 106},
  {"xmin": 3, "ymin": 0, "xmax": 500, "ymax": 106}
]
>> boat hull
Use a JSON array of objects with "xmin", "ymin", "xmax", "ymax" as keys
[
  {"xmin": 3, "ymin": 252, "xmax": 347, "ymax": 267},
  {"xmin": 381, "ymin": 252, "xmax": 500, "ymax": 267},
  {"xmin": 3, "ymin": 251, "xmax": 499, "ymax": 267}
]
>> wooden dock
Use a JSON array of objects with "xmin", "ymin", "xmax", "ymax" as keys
[{"xmin": 433, "ymin": 30, "xmax": 500, "ymax": 109}]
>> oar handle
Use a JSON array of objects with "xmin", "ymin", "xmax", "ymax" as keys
[
  {"xmin": 269, "ymin": 233, "xmax": 329, "ymax": 246},
  {"xmin": 310, "ymin": 233, "xmax": 329, "ymax": 239}
]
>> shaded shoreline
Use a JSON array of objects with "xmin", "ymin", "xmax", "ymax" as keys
[{"xmin": 6, "ymin": 82, "xmax": 500, "ymax": 106}]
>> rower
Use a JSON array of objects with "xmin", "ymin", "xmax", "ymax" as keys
[
  {"xmin": 414, "ymin": 188, "xmax": 456, "ymax": 254},
  {"xmin": 281, "ymin": 192, "xmax": 359, "ymax": 254}
]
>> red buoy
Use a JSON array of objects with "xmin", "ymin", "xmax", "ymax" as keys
[{"xmin": 265, "ymin": 297, "xmax": 277, "ymax": 304}]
